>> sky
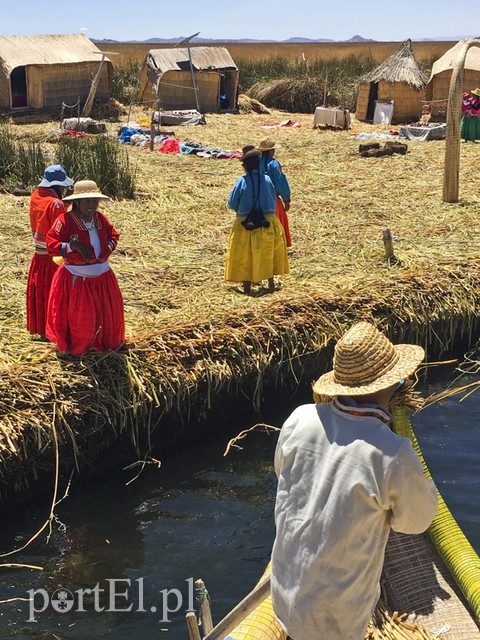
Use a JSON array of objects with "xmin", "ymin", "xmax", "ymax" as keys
[{"xmin": 2, "ymin": 0, "xmax": 479, "ymax": 43}]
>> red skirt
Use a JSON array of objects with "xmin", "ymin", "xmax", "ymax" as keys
[
  {"xmin": 26, "ymin": 254, "xmax": 58, "ymax": 336},
  {"xmin": 276, "ymin": 197, "xmax": 292, "ymax": 247},
  {"xmin": 46, "ymin": 265, "xmax": 125, "ymax": 355}
]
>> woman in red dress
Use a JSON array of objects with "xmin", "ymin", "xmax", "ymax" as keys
[
  {"xmin": 27, "ymin": 165, "xmax": 73, "ymax": 337},
  {"xmin": 46, "ymin": 180, "xmax": 125, "ymax": 355}
]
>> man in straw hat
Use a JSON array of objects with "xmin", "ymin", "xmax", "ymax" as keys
[{"xmin": 270, "ymin": 321, "xmax": 437, "ymax": 640}]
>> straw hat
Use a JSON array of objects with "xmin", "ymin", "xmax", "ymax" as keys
[
  {"xmin": 38, "ymin": 164, "xmax": 73, "ymax": 188},
  {"xmin": 470, "ymin": 88, "xmax": 480, "ymax": 97},
  {"xmin": 257, "ymin": 138, "xmax": 278, "ymax": 151},
  {"xmin": 312, "ymin": 322, "xmax": 424, "ymax": 397},
  {"xmin": 239, "ymin": 145, "xmax": 261, "ymax": 160},
  {"xmin": 63, "ymin": 180, "xmax": 110, "ymax": 201}
]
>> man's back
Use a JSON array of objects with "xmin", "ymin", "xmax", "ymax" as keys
[{"xmin": 271, "ymin": 401, "xmax": 437, "ymax": 640}]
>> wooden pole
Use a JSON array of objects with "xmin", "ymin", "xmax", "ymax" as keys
[
  {"xmin": 82, "ymin": 50, "xmax": 118, "ymax": 118},
  {"xmin": 187, "ymin": 45, "xmax": 201, "ymax": 113},
  {"xmin": 82, "ymin": 54, "xmax": 108, "ymax": 118},
  {"xmin": 185, "ymin": 611, "xmax": 202, "ymax": 640},
  {"xmin": 195, "ymin": 579, "xmax": 214, "ymax": 635},
  {"xmin": 202, "ymin": 575, "xmax": 271, "ymax": 640},
  {"xmin": 150, "ymin": 121, "xmax": 155, "ymax": 152},
  {"xmin": 382, "ymin": 227, "xmax": 396, "ymax": 263}
]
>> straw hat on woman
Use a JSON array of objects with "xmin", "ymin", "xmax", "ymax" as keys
[
  {"xmin": 27, "ymin": 165, "xmax": 73, "ymax": 337},
  {"xmin": 257, "ymin": 137, "xmax": 292, "ymax": 247},
  {"xmin": 270, "ymin": 321, "xmax": 437, "ymax": 640},
  {"xmin": 45, "ymin": 180, "xmax": 125, "ymax": 355}
]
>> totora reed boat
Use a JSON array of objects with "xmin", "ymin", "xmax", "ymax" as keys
[{"xmin": 191, "ymin": 410, "xmax": 480, "ymax": 640}]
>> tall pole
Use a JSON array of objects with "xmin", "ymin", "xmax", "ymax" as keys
[
  {"xmin": 82, "ymin": 50, "xmax": 118, "ymax": 118},
  {"xmin": 187, "ymin": 45, "xmax": 201, "ymax": 113}
]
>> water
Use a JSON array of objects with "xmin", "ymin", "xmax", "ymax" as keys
[{"xmin": 0, "ymin": 369, "xmax": 479, "ymax": 639}]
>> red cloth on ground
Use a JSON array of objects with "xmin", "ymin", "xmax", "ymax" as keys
[
  {"xmin": 27, "ymin": 254, "xmax": 58, "ymax": 336},
  {"xmin": 158, "ymin": 138, "xmax": 180, "ymax": 154},
  {"xmin": 46, "ymin": 266, "xmax": 125, "ymax": 355},
  {"xmin": 276, "ymin": 196, "xmax": 291, "ymax": 247}
]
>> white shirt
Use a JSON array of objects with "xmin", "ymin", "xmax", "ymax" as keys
[{"xmin": 271, "ymin": 402, "xmax": 438, "ymax": 640}]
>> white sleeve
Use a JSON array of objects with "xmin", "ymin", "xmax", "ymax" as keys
[{"xmin": 388, "ymin": 439, "xmax": 438, "ymax": 534}]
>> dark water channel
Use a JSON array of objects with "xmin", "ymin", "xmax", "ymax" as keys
[{"xmin": 0, "ymin": 366, "xmax": 479, "ymax": 639}]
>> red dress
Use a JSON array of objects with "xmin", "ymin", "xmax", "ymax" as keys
[
  {"xmin": 46, "ymin": 209, "xmax": 125, "ymax": 355},
  {"xmin": 27, "ymin": 188, "xmax": 66, "ymax": 335}
]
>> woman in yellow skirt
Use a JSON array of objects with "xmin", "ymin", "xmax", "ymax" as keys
[{"xmin": 225, "ymin": 146, "xmax": 289, "ymax": 295}]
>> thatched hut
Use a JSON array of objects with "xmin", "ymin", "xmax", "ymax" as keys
[
  {"xmin": 139, "ymin": 46, "xmax": 238, "ymax": 113},
  {"xmin": 0, "ymin": 33, "xmax": 112, "ymax": 112},
  {"xmin": 355, "ymin": 39, "xmax": 427, "ymax": 124},
  {"xmin": 426, "ymin": 39, "xmax": 480, "ymax": 119}
]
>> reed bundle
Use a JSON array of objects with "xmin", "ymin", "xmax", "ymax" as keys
[
  {"xmin": 1, "ymin": 106, "xmax": 480, "ymax": 494},
  {"xmin": 247, "ymin": 77, "xmax": 334, "ymax": 113}
]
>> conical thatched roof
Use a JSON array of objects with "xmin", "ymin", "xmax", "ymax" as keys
[{"xmin": 358, "ymin": 39, "xmax": 428, "ymax": 89}]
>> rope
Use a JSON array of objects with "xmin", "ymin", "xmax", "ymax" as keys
[{"xmin": 61, "ymin": 99, "xmax": 81, "ymax": 109}]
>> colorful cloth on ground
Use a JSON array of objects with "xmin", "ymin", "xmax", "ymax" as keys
[
  {"xmin": 271, "ymin": 401, "xmax": 438, "ymax": 640},
  {"xmin": 46, "ymin": 209, "xmax": 124, "ymax": 354},
  {"xmin": 226, "ymin": 169, "xmax": 288, "ymax": 281},
  {"xmin": 261, "ymin": 120, "xmax": 301, "ymax": 128},
  {"xmin": 159, "ymin": 138, "xmax": 181, "ymax": 154},
  {"xmin": 26, "ymin": 187, "xmax": 67, "ymax": 335}
]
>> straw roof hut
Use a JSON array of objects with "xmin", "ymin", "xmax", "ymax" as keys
[
  {"xmin": 0, "ymin": 33, "xmax": 112, "ymax": 112},
  {"xmin": 355, "ymin": 39, "xmax": 427, "ymax": 124},
  {"xmin": 426, "ymin": 39, "xmax": 480, "ymax": 119},
  {"xmin": 139, "ymin": 46, "xmax": 239, "ymax": 113}
]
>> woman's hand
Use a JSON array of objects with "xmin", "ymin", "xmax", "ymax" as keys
[{"xmin": 71, "ymin": 240, "xmax": 93, "ymax": 260}]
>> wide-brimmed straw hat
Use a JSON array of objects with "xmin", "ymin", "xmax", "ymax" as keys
[
  {"xmin": 63, "ymin": 180, "xmax": 110, "ymax": 201},
  {"xmin": 470, "ymin": 88, "xmax": 480, "ymax": 97},
  {"xmin": 312, "ymin": 321, "xmax": 424, "ymax": 398},
  {"xmin": 257, "ymin": 138, "xmax": 279, "ymax": 151},
  {"xmin": 38, "ymin": 164, "xmax": 73, "ymax": 188},
  {"xmin": 239, "ymin": 145, "xmax": 261, "ymax": 160}
]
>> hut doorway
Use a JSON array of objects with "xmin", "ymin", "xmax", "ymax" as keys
[
  {"xmin": 11, "ymin": 66, "xmax": 28, "ymax": 108},
  {"xmin": 366, "ymin": 82, "xmax": 378, "ymax": 121}
]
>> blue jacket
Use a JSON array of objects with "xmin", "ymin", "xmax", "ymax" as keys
[
  {"xmin": 228, "ymin": 170, "xmax": 276, "ymax": 216},
  {"xmin": 260, "ymin": 156, "xmax": 291, "ymax": 202}
]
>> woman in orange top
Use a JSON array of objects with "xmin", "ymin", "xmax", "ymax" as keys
[{"xmin": 27, "ymin": 165, "xmax": 73, "ymax": 337}]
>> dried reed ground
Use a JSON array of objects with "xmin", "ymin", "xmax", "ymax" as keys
[{"xmin": 1, "ymin": 107, "xmax": 480, "ymax": 492}]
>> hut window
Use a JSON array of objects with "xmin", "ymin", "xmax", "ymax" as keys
[
  {"xmin": 366, "ymin": 82, "xmax": 378, "ymax": 121},
  {"xmin": 11, "ymin": 66, "xmax": 28, "ymax": 108}
]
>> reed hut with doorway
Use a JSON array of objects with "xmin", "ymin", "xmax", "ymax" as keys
[
  {"xmin": 355, "ymin": 39, "xmax": 427, "ymax": 124},
  {"xmin": 426, "ymin": 39, "xmax": 480, "ymax": 120},
  {"xmin": 139, "ymin": 46, "xmax": 238, "ymax": 113},
  {"xmin": 0, "ymin": 33, "xmax": 112, "ymax": 112}
]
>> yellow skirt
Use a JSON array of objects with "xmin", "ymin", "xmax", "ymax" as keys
[{"xmin": 225, "ymin": 215, "xmax": 289, "ymax": 283}]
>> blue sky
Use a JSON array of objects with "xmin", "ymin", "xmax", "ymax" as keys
[{"xmin": 3, "ymin": 0, "xmax": 479, "ymax": 42}]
